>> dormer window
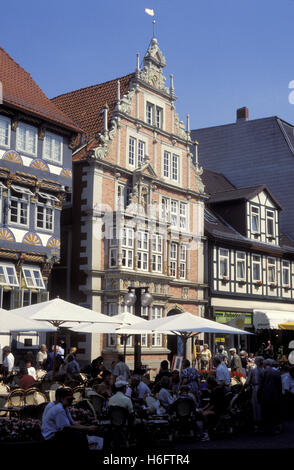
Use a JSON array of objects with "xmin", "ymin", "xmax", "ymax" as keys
[
  {"xmin": 251, "ymin": 205, "xmax": 260, "ymax": 233},
  {"xmin": 266, "ymin": 210, "xmax": 275, "ymax": 238}
]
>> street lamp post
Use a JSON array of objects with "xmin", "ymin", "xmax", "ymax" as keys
[{"xmin": 124, "ymin": 286, "xmax": 153, "ymax": 370}]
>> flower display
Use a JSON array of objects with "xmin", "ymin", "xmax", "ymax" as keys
[{"xmin": 0, "ymin": 417, "xmax": 41, "ymax": 442}]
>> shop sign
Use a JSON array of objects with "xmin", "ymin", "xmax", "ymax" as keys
[{"xmin": 215, "ymin": 311, "xmax": 252, "ymax": 328}]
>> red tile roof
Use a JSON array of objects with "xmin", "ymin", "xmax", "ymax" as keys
[
  {"xmin": 0, "ymin": 47, "xmax": 80, "ymax": 132},
  {"xmin": 51, "ymin": 73, "xmax": 135, "ymax": 161}
]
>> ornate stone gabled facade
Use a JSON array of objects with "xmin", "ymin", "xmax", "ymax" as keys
[{"xmin": 53, "ymin": 38, "xmax": 208, "ymax": 367}]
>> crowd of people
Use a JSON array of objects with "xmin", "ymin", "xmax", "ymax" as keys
[{"xmin": 1, "ymin": 340, "xmax": 294, "ymax": 446}]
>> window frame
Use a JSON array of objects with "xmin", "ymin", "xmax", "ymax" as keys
[
  {"xmin": 128, "ymin": 136, "xmax": 146, "ymax": 168},
  {"xmin": 266, "ymin": 209, "xmax": 275, "ymax": 238},
  {"xmin": 219, "ymin": 248, "xmax": 229, "ymax": 278},
  {"xmin": 267, "ymin": 257, "xmax": 276, "ymax": 284},
  {"xmin": 151, "ymin": 306, "xmax": 163, "ymax": 347},
  {"xmin": 137, "ymin": 231, "xmax": 149, "ymax": 271},
  {"xmin": 0, "ymin": 115, "xmax": 11, "ymax": 148},
  {"xmin": 0, "ymin": 263, "xmax": 19, "ymax": 287},
  {"xmin": 16, "ymin": 122, "xmax": 38, "ymax": 156},
  {"xmin": 251, "ymin": 205, "xmax": 260, "ymax": 234},
  {"xmin": 282, "ymin": 260, "xmax": 290, "ymax": 287},
  {"xmin": 236, "ymin": 251, "xmax": 246, "ymax": 281},
  {"xmin": 162, "ymin": 150, "xmax": 180, "ymax": 182},
  {"xmin": 252, "ymin": 254, "xmax": 262, "ymax": 282},
  {"xmin": 22, "ymin": 266, "xmax": 45, "ymax": 289},
  {"xmin": 43, "ymin": 131, "xmax": 63, "ymax": 165},
  {"xmin": 8, "ymin": 185, "xmax": 33, "ymax": 227},
  {"xmin": 152, "ymin": 234, "xmax": 163, "ymax": 273},
  {"xmin": 35, "ymin": 193, "xmax": 56, "ymax": 232}
]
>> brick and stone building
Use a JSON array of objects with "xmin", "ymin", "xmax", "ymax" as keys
[{"xmin": 52, "ymin": 38, "xmax": 207, "ymax": 367}]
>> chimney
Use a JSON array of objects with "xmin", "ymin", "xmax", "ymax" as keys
[{"xmin": 236, "ymin": 107, "xmax": 249, "ymax": 122}]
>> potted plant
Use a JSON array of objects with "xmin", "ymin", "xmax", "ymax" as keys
[
  {"xmin": 238, "ymin": 280, "xmax": 246, "ymax": 286},
  {"xmin": 269, "ymin": 282, "xmax": 277, "ymax": 289},
  {"xmin": 221, "ymin": 276, "xmax": 229, "ymax": 284},
  {"xmin": 255, "ymin": 280, "xmax": 263, "ymax": 287}
]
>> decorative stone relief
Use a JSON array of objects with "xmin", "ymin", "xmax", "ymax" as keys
[
  {"xmin": 93, "ymin": 118, "xmax": 118, "ymax": 160},
  {"xmin": 116, "ymin": 89, "xmax": 135, "ymax": 115}
]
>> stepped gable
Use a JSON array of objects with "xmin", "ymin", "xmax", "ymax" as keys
[{"xmin": 0, "ymin": 47, "xmax": 79, "ymax": 132}]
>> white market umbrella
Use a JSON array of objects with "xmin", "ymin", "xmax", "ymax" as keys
[
  {"xmin": 0, "ymin": 307, "xmax": 57, "ymax": 333},
  {"xmin": 119, "ymin": 311, "xmax": 253, "ymax": 357},
  {"xmin": 70, "ymin": 312, "xmax": 149, "ymax": 359},
  {"xmin": 11, "ymin": 298, "xmax": 119, "ymax": 378}
]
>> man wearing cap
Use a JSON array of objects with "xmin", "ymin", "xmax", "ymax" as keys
[
  {"xmin": 216, "ymin": 345, "xmax": 228, "ymax": 364},
  {"xmin": 228, "ymin": 348, "xmax": 243, "ymax": 374},
  {"xmin": 109, "ymin": 378, "xmax": 134, "ymax": 415}
]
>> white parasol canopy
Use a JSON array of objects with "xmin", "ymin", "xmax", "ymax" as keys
[
  {"xmin": 10, "ymin": 298, "xmax": 119, "ymax": 327},
  {"xmin": 70, "ymin": 312, "xmax": 148, "ymax": 333},
  {"xmin": 0, "ymin": 307, "xmax": 57, "ymax": 332},
  {"xmin": 118, "ymin": 312, "xmax": 253, "ymax": 336}
]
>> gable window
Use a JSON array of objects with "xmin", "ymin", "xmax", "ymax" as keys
[
  {"xmin": 22, "ymin": 266, "xmax": 45, "ymax": 289},
  {"xmin": 251, "ymin": 206, "xmax": 260, "ymax": 233},
  {"xmin": 128, "ymin": 137, "xmax": 145, "ymax": 167},
  {"xmin": 43, "ymin": 132, "xmax": 63, "ymax": 164},
  {"xmin": 252, "ymin": 255, "xmax": 261, "ymax": 281},
  {"xmin": 219, "ymin": 248, "xmax": 229, "ymax": 277},
  {"xmin": 151, "ymin": 306, "xmax": 163, "ymax": 346},
  {"xmin": 0, "ymin": 115, "xmax": 10, "ymax": 147},
  {"xmin": 9, "ymin": 185, "xmax": 33, "ymax": 227},
  {"xmin": 236, "ymin": 252, "xmax": 246, "ymax": 280},
  {"xmin": 36, "ymin": 192, "xmax": 57, "ymax": 231},
  {"xmin": 152, "ymin": 234, "xmax": 163, "ymax": 273},
  {"xmin": 137, "ymin": 231, "xmax": 148, "ymax": 271},
  {"xmin": 146, "ymin": 103, "xmax": 163, "ymax": 128},
  {"xmin": 266, "ymin": 210, "xmax": 275, "ymax": 238},
  {"xmin": 282, "ymin": 261, "xmax": 290, "ymax": 286},
  {"xmin": 163, "ymin": 151, "xmax": 179, "ymax": 181},
  {"xmin": 16, "ymin": 122, "xmax": 37, "ymax": 155},
  {"xmin": 0, "ymin": 263, "xmax": 19, "ymax": 286},
  {"xmin": 170, "ymin": 242, "xmax": 177, "ymax": 277},
  {"xmin": 267, "ymin": 257, "xmax": 276, "ymax": 283}
]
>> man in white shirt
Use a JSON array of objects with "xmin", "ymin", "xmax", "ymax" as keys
[
  {"xmin": 112, "ymin": 355, "xmax": 131, "ymax": 382},
  {"xmin": 3, "ymin": 347, "xmax": 14, "ymax": 377},
  {"xmin": 41, "ymin": 387, "xmax": 97, "ymax": 452},
  {"xmin": 214, "ymin": 356, "xmax": 231, "ymax": 391},
  {"xmin": 108, "ymin": 379, "xmax": 134, "ymax": 415}
]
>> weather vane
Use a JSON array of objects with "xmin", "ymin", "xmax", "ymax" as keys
[{"xmin": 145, "ymin": 8, "xmax": 156, "ymax": 37}]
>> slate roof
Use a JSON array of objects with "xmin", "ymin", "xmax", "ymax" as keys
[
  {"xmin": 191, "ymin": 115, "xmax": 294, "ymax": 239},
  {"xmin": 203, "ymin": 169, "xmax": 293, "ymax": 254},
  {"xmin": 0, "ymin": 47, "xmax": 79, "ymax": 132},
  {"xmin": 52, "ymin": 73, "xmax": 135, "ymax": 160}
]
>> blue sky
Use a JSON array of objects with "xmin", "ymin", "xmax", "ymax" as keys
[{"xmin": 2, "ymin": 0, "xmax": 294, "ymax": 129}]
